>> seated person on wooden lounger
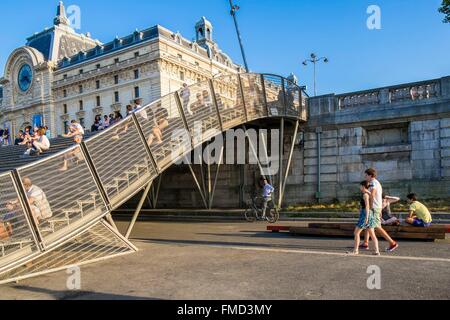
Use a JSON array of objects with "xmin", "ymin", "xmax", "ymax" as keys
[
  {"xmin": 381, "ymin": 194, "xmax": 401, "ymax": 226},
  {"xmin": 405, "ymin": 193, "xmax": 432, "ymax": 228}
]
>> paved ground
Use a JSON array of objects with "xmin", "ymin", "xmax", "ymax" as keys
[{"xmin": 0, "ymin": 221, "xmax": 449, "ymax": 300}]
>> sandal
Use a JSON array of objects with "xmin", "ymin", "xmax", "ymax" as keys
[
  {"xmin": 346, "ymin": 251, "xmax": 359, "ymax": 255},
  {"xmin": 373, "ymin": 252, "xmax": 381, "ymax": 256}
]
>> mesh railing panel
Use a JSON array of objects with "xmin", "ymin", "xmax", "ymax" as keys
[
  {"xmin": 0, "ymin": 220, "xmax": 135, "ymax": 284},
  {"xmin": 0, "ymin": 172, "xmax": 39, "ymax": 271},
  {"xmin": 263, "ymin": 75, "xmax": 286, "ymax": 117},
  {"xmin": 135, "ymin": 94, "xmax": 192, "ymax": 171},
  {"xmin": 178, "ymin": 81, "xmax": 222, "ymax": 148},
  {"xmin": 240, "ymin": 74, "xmax": 267, "ymax": 121},
  {"xmin": 212, "ymin": 74, "xmax": 247, "ymax": 131},
  {"xmin": 84, "ymin": 116, "xmax": 157, "ymax": 208},
  {"xmin": 284, "ymin": 79, "xmax": 301, "ymax": 118},
  {"xmin": 16, "ymin": 145, "xmax": 108, "ymax": 247}
]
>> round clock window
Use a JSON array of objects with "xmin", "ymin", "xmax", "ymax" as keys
[{"xmin": 18, "ymin": 64, "xmax": 33, "ymax": 92}]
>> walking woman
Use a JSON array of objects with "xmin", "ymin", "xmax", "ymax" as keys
[{"xmin": 348, "ymin": 181, "xmax": 380, "ymax": 256}]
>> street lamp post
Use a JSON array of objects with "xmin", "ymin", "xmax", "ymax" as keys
[
  {"xmin": 302, "ymin": 53, "xmax": 328, "ymax": 97},
  {"xmin": 229, "ymin": 0, "xmax": 249, "ymax": 72}
]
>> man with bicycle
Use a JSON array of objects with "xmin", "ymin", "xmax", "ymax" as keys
[{"xmin": 261, "ymin": 178, "xmax": 275, "ymax": 220}]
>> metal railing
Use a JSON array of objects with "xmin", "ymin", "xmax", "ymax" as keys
[{"xmin": 0, "ymin": 72, "xmax": 307, "ymax": 280}]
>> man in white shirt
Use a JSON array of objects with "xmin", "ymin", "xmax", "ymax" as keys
[
  {"xmin": 362, "ymin": 168, "xmax": 399, "ymax": 252},
  {"xmin": 22, "ymin": 177, "xmax": 52, "ymax": 225}
]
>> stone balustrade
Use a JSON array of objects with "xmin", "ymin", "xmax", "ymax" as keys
[
  {"xmin": 338, "ymin": 79, "xmax": 442, "ymax": 109},
  {"xmin": 309, "ymin": 76, "xmax": 450, "ymax": 117}
]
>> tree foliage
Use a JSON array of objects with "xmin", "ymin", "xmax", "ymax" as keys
[{"xmin": 439, "ymin": 0, "xmax": 450, "ymax": 23}]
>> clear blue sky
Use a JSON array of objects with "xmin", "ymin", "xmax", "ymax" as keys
[{"xmin": 1, "ymin": 0, "xmax": 449, "ymax": 95}]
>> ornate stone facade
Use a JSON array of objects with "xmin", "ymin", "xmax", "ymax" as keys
[{"xmin": 0, "ymin": 2, "xmax": 242, "ymax": 138}]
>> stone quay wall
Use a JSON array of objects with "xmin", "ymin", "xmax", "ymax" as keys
[{"xmin": 122, "ymin": 76, "xmax": 450, "ymax": 209}]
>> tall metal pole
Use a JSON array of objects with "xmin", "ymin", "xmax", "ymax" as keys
[
  {"xmin": 302, "ymin": 53, "xmax": 328, "ymax": 97},
  {"xmin": 313, "ymin": 61, "xmax": 317, "ymax": 97},
  {"xmin": 229, "ymin": 0, "xmax": 250, "ymax": 72}
]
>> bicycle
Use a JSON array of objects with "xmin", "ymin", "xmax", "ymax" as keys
[{"xmin": 244, "ymin": 195, "xmax": 279, "ymax": 223}]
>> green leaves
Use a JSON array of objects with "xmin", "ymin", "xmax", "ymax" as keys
[{"xmin": 439, "ymin": 0, "xmax": 450, "ymax": 23}]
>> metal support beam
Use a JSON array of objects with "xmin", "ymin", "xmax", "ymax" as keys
[
  {"xmin": 260, "ymin": 75, "xmax": 270, "ymax": 117},
  {"xmin": 105, "ymin": 214, "xmax": 118, "ymax": 231},
  {"xmin": 198, "ymin": 151, "xmax": 208, "ymax": 208},
  {"xmin": 281, "ymin": 78, "xmax": 287, "ymax": 116},
  {"xmin": 125, "ymin": 181, "xmax": 153, "ymax": 239},
  {"xmin": 207, "ymin": 161, "xmax": 212, "ymax": 207},
  {"xmin": 209, "ymin": 79, "xmax": 223, "ymax": 132},
  {"xmin": 174, "ymin": 91, "xmax": 194, "ymax": 150},
  {"xmin": 279, "ymin": 120, "xmax": 299, "ymax": 208},
  {"xmin": 11, "ymin": 170, "xmax": 44, "ymax": 250},
  {"xmin": 237, "ymin": 74, "xmax": 249, "ymax": 122},
  {"xmin": 186, "ymin": 156, "xmax": 209, "ymax": 209},
  {"xmin": 80, "ymin": 142, "xmax": 112, "ymax": 212},
  {"xmin": 208, "ymin": 145, "xmax": 224, "ymax": 209},
  {"xmin": 277, "ymin": 118, "xmax": 285, "ymax": 208},
  {"xmin": 243, "ymin": 125, "xmax": 266, "ymax": 180},
  {"xmin": 150, "ymin": 173, "xmax": 163, "ymax": 209},
  {"xmin": 259, "ymin": 126, "xmax": 270, "ymax": 172},
  {"xmin": 131, "ymin": 113, "xmax": 160, "ymax": 174}
]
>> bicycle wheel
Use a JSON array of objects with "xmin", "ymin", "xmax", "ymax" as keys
[
  {"xmin": 244, "ymin": 207, "xmax": 257, "ymax": 222},
  {"xmin": 266, "ymin": 204, "xmax": 280, "ymax": 224}
]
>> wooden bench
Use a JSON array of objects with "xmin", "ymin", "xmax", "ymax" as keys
[{"xmin": 268, "ymin": 223, "xmax": 450, "ymax": 241}]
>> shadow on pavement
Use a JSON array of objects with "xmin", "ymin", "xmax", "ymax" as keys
[
  {"xmin": 133, "ymin": 237, "xmax": 349, "ymax": 253},
  {"xmin": 10, "ymin": 285, "xmax": 158, "ymax": 300}
]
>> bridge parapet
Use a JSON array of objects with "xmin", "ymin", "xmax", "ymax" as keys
[{"xmin": 309, "ymin": 76, "xmax": 450, "ymax": 118}]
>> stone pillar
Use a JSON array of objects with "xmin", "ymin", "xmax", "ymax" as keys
[
  {"xmin": 410, "ymin": 119, "xmax": 441, "ymax": 180},
  {"xmin": 441, "ymin": 118, "xmax": 450, "ymax": 179},
  {"xmin": 441, "ymin": 76, "xmax": 450, "ymax": 97},
  {"xmin": 337, "ymin": 127, "xmax": 365, "ymax": 200},
  {"xmin": 308, "ymin": 94, "xmax": 336, "ymax": 117},
  {"xmin": 379, "ymin": 88, "xmax": 390, "ymax": 104},
  {"xmin": 302, "ymin": 131, "xmax": 319, "ymax": 202}
]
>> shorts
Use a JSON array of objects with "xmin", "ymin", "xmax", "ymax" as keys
[
  {"xmin": 370, "ymin": 208, "xmax": 382, "ymax": 229},
  {"xmin": 412, "ymin": 218, "xmax": 432, "ymax": 228}
]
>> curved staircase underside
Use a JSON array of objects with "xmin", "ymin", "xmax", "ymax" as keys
[{"xmin": 0, "ymin": 73, "xmax": 307, "ymax": 284}]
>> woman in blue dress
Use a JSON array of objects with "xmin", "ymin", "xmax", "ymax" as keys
[{"xmin": 347, "ymin": 181, "xmax": 380, "ymax": 256}]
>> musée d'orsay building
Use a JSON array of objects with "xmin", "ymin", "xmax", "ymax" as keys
[{"xmin": 0, "ymin": 2, "xmax": 244, "ymax": 138}]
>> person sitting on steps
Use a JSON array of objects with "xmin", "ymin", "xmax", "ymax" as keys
[
  {"xmin": 405, "ymin": 193, "xmax": 433, "ymax": 228},
  {"xmin": 147, "ymin": 108, "xmax": 169, "ymax": 146},
  {"xmin": 24, "ymin": 128, "xmax": 50, "ymax": 156},
  {"xmin": 60, "ymin": 120, "xmax": 84, "ymax": 171}
]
